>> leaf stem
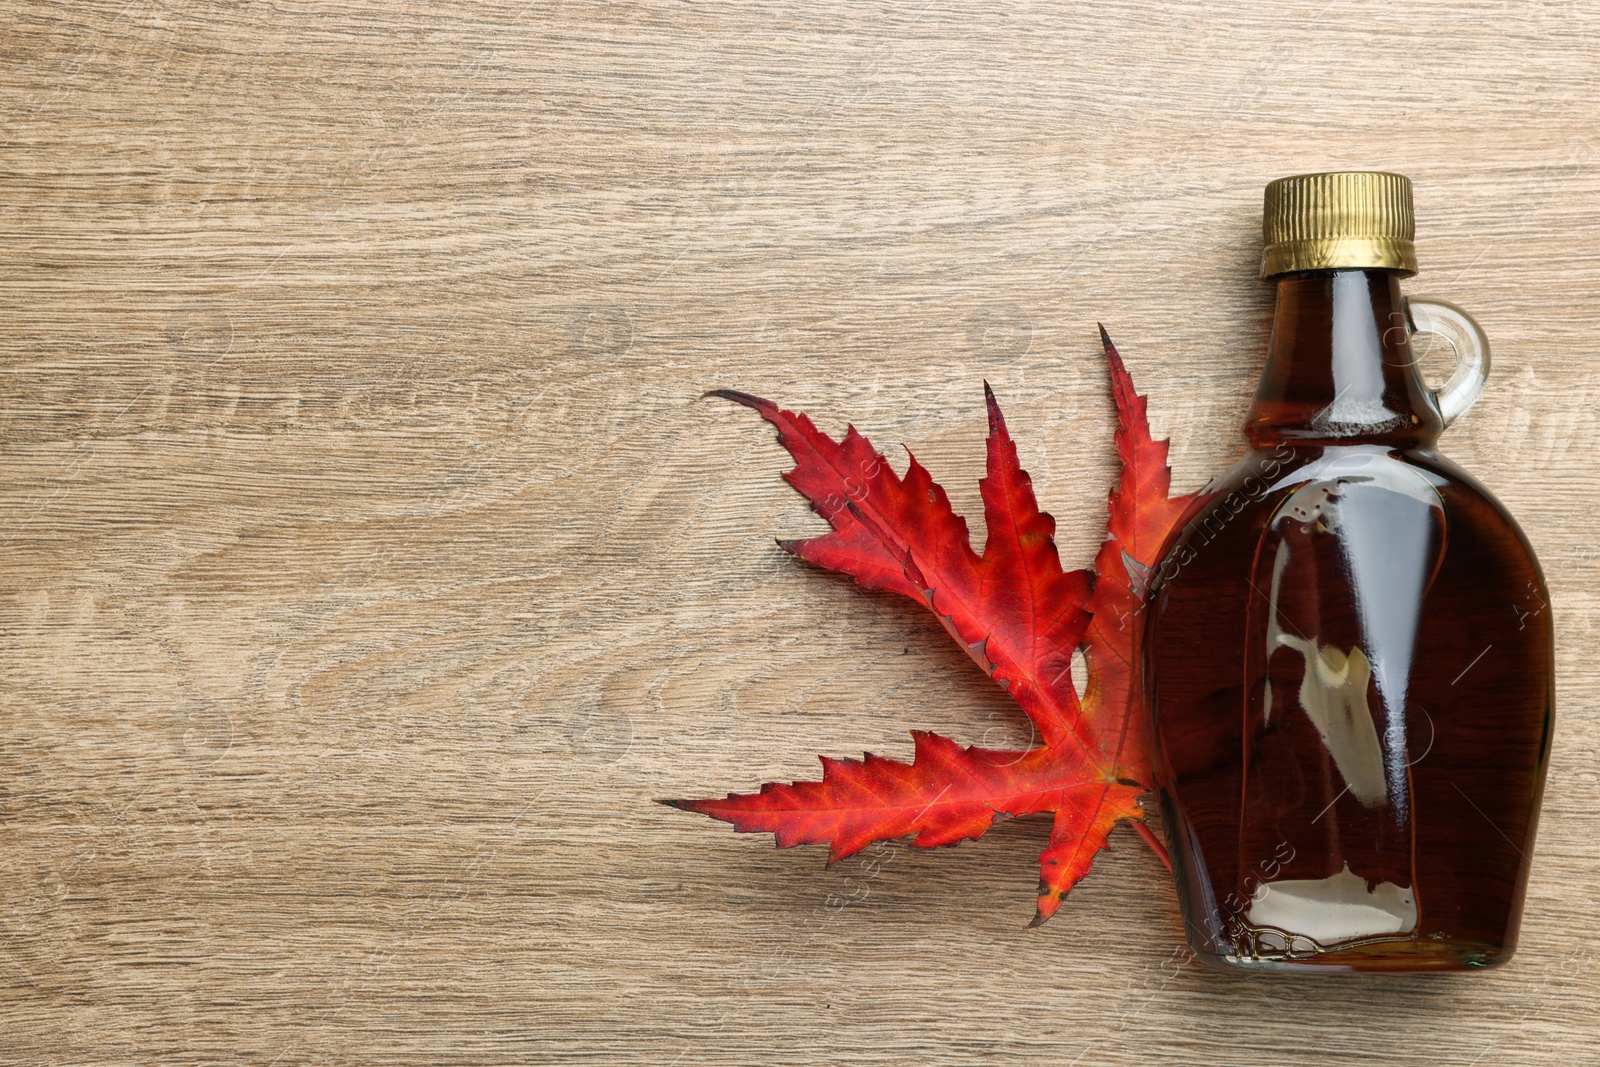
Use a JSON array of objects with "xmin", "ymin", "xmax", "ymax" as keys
[{"xmin": 1134, "ymin": 820, "xmax": 1172, "ymax": 872}]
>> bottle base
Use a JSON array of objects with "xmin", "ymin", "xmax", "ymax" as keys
[{"xmin": 1191, "ymin": 936, "xmax": 1511, "ymax": 974}]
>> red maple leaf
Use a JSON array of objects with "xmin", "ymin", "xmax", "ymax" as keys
[{"xmin": 666, "ymin": 329, "xmax": 1195, "ymax": 924}]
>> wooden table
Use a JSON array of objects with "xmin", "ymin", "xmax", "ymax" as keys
[{"xmin": 3, "ymin": 3, "xmax": 1597, "ymax": 1063}]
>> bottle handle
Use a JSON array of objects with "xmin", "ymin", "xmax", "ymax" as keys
[{"xmin": 1404, "ymin": 296, "xmax": 1491, "ymax": 428}]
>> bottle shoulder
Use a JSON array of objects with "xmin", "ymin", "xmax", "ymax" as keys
[
  {"xmin": 1199, "ymin": 444, "xmax": 1521, "ymax": 515},
  {"xmin": 1161, "ymin": 444, "xmax": 1546, "ymax": 588}
]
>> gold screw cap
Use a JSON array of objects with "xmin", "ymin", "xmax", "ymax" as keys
[{"xmin": 1261, "ymin": 171, "xmax": 1417, "ymax": 279}]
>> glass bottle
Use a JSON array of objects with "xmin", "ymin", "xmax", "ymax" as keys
[{"xmin": 1144, "ymin": 172, "xmax": 1554, "ymax": 972}]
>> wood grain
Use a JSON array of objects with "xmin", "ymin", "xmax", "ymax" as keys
[{"xmin": 2, "ymin": 2, "xmax": 1598, "ymax": 1063}]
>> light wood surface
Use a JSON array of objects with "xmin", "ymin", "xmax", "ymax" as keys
[{"xmin": 3, "ymin": 3, "xmax": 1599, "ymax": 1064}]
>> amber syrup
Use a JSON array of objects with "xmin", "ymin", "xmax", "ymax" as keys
[{"xmin": 1145, "ymin": 270, "xmax": 1554, "ymax": 972}]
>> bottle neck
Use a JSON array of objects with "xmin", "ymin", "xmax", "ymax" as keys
[{"xmin": 1244, "ymin": 269, "xmax": 1443, "ymax": 448}]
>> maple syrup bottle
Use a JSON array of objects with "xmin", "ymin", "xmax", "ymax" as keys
[{"xmin": 1144, "ymin": 172, "xmax": 1554, "ymax": 972}]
